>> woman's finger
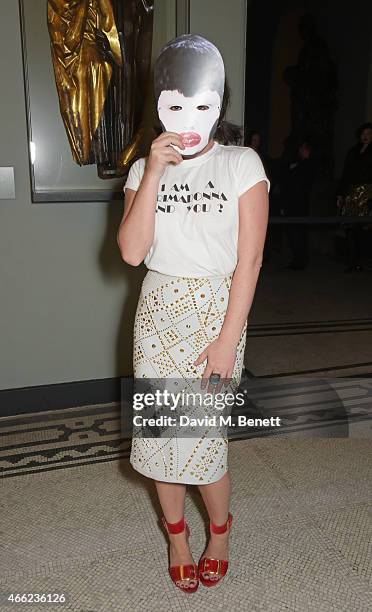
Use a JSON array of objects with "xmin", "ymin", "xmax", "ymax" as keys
[
  {"xmin": 194, "ymin": 350, "xmax": 207, "ymax": 366},
  {"xmin": 158, "ymin": 130, "xmax": 185, "ymax": 142},
  {"xmin": 157, "ymin": 148, "xmax": 183, "ymax": 161},
  {"xmin": 162, "ymin": 150, "xmax": 183, "ymax": 164},
  {"xmin": 153, "ymin": 132, "xmax": 185, "ymax": 149},
  {"xmin": 213, "ymin": 371, "xmax": 227, "ymax": 394},
  {"xmin": 224, "ymin": 368, "xmax": 233, "ymax": 388},
  {"xmin": 201, "ymin": 364, "xmax": 213, "ymax": 390}
]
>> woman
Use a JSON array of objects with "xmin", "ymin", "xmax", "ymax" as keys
[
  {"xmin": 337, "ymin": 122, "xmax": 372, "ymax": 272},
  {"xmin": 117, "ymin": 35, "xmax": 269, "ymax": 593}
]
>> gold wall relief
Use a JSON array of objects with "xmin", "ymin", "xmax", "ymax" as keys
[{"xmin": 47, "ymin": 0, "xmax": 155, "ymax": 176}]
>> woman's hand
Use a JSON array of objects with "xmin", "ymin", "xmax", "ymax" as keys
[
  {"xmin": 194, "ymin": 338, "xmax": 238, "ymax": 392},
  {"xmin": 145, "ymin": 132, "xmax": 185, "ymax": 180}
]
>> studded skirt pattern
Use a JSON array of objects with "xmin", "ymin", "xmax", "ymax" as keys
[{"xmin": 130, "ymin": 270, "xmax": 247, "ymax": 484}]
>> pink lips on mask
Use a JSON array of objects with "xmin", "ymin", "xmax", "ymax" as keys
[{"xmin": 179, "ymin": 132, "xmax": 201, "ymax": 148}]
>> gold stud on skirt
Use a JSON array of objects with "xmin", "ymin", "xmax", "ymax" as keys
[{"xmin": 130, "ymin": 270, "xmax": 247, "ymax": 484}]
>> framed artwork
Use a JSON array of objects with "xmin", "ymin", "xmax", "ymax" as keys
[{"xmin": 19, "ymin": 0, "xmax": 182, "ymax": 203}]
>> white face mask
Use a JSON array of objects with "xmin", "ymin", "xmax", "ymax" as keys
[
  {"xmin": 157, "ymin": 89, "xmax": 221, "ymax": 155},
  {"xmin": 154, "ymin": 34, "xmax": 225, "ymax": 156}
]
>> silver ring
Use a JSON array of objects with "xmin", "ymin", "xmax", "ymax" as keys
[{"xmin": 209, "ymin": 373, "xmax": 221, "ymax": 385}]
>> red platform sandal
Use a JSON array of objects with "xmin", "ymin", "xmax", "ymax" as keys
[
  {"xmin": 161, "ymin": 516, "xmax": 199, "ymax": 594},
  {"xmin": 198, "ymin": 512, "xmax": 233, "ymax": 587}
]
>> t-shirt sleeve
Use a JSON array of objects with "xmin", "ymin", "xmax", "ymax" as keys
[
  {"xmin": 123, "ymin": 158, "xmax": 146, "ymax": 192},
  {"xmin": 234, "ymin": 148, "xmax": 271, "ymax": 197}
]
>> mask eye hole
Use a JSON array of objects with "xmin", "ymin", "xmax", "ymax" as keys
[
  {"xmin": 169, "ymin": 105, "xmax": 182, "ymax": 111},
  {"xmin": 197, "ymin": 105, "xmax": 210, "ymax": 111}
]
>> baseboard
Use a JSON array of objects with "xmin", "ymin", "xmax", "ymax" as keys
[
  {"xmin": 0, "ymin": 377, "xmax": 123, "ymax": 418},
  {"xmin": 0, "ymin": 367, "xmax": 254, "ymax": 418}
]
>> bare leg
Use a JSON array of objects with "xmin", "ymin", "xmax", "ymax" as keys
[
  {"xmin": 197, "ymin": 471, "xmax": 232, "ymax": 581},
  {"xmin": 155, "ymin": 480, "xmax": 197, "ymax": 587}
]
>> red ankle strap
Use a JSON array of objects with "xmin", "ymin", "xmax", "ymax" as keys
[
  {"xmin": 162, "ymin": 516, "xmax": 186, "ymax": 534},
  {"xmin": 210, "ymin": 512, "xmax": 233, "ymax": 534}
]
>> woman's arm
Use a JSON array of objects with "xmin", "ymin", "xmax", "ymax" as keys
[
  {"xmin": 219, "ymin": 180, "xmax": 269, "ymax": 347},
  {"xmin": 194, "ymin": 180, "xmax": 269, "ymax": 384},
  {"xmin": 117, "ymin": 174, "xmax": 160, "ymax": 266},
  {"xmin": 117, "ymin": 132, "xmax": 184, "ymax": 266}
]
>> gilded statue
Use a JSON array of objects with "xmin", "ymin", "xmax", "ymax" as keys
[{"xmin": 47, "ymin": 0, "xmax": 155, "ymax": 176}]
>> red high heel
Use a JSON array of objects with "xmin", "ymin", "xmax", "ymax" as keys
[
  {"xmin": 161, "ymin": 516, "xmax": 199, "ymax": 594},
  {"xmin": 198, "ymin": 512, "xmax": 233, "ymax": 587}
]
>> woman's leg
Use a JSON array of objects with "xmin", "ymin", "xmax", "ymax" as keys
[
  {"xmin": 155, "ymin": 480, "xmax": 196, "ymax": 583},
  {"xmin": 198, "ymin": 471, "xmax": 231, "ymax": 523},
  {"xmin": 197, "ymin": 471, "xmax": 232, "ymax": 577},
  {"xmin": 155, "ymin": 480, "xmax": 187, "ymax": 523}
]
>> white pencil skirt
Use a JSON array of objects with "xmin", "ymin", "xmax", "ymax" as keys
[{"xmin": 130, "ymin": 269, "xmax": 247, "ymax": 484}]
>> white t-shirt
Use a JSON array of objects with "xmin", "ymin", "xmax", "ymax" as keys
[{"xmin": 123, "ymin": 141, "xmax": 270, "ymax": 277}]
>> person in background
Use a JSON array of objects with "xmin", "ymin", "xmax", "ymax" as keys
[
  {"xmin": 337, "ymin": 122, "xmax": 372, "ymax": 272},
  {"xmin": 246, "ymin": 129, "xmax": 272, "ymax": 180},
  {"xmin": 280, "ymin": 140, "xmax": 317, "ymax": 270}
]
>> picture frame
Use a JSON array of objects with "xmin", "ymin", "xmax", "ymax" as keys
[{"xmin": 19, "ymin": 0, "xmax": 181, "ymax": 203}]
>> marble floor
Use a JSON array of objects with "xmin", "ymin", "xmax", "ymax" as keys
[{"xmin": 1, "ymin": 253, "xmax": 371, "ymax": 611}]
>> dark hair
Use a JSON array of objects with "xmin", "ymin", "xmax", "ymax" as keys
[
  {"xmin": 356, "ymin": 122, "xmax": 372, "ymax": 140},
  {"xmin": 214, "ymin": 80, "xmax": 243, "ymax": 145}
]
